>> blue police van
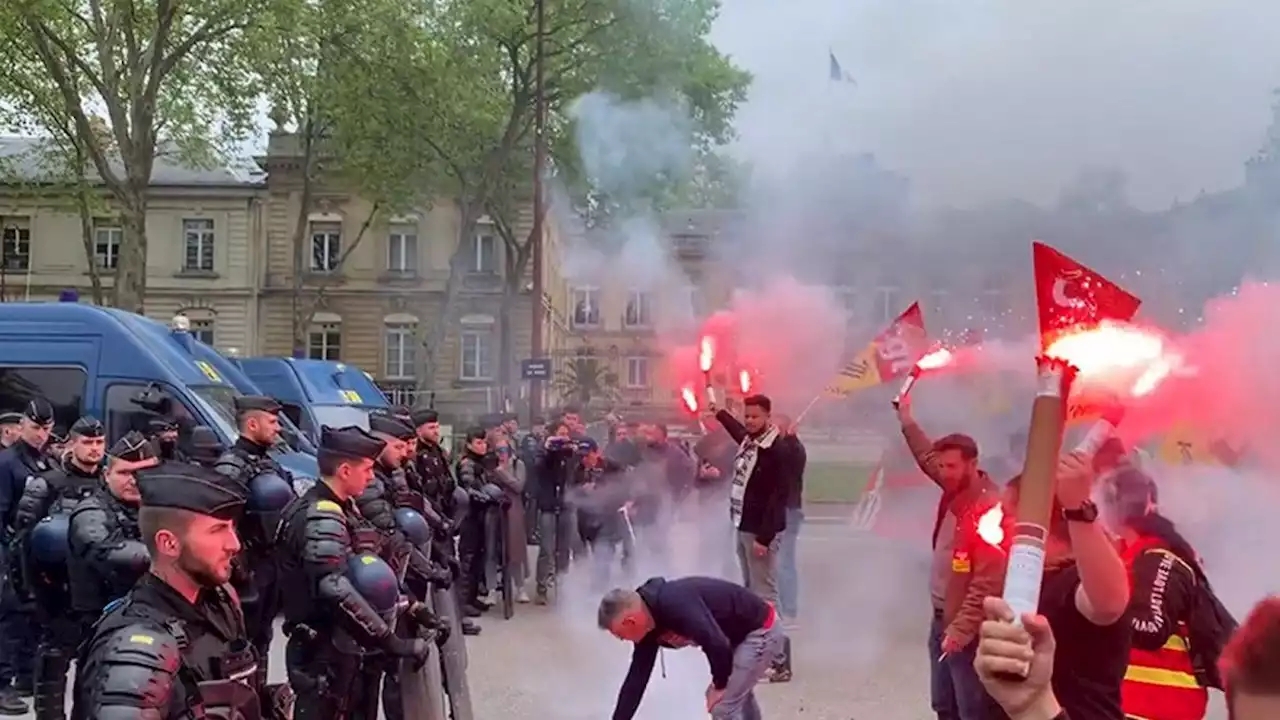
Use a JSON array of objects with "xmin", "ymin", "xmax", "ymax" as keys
[
  {"xmin": 0, "ymin": 302, "xmax": 318, "ymax": 480},
  {"xmin": 232, "ymin": 357, "xmax": 391, "ymax": 444}
]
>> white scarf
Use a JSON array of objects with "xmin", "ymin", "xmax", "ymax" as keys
[{"xmin": 729, "ymin": 425, "xmax": 779, "ymax": 529}]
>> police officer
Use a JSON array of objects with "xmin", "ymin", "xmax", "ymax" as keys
[
  {"xmin": 147, "ymin": 417, "xmax": 186, "ymax": 462},
  {"xmin": 0, "ymin": 399, "xmax": 55, "ymax": 708},
  {"xmin": 67, "ymin": 432, "xmax": 156, "ymax": 635},
  {"xmin": 72, "ymin": 463, "xmax": 295, "ymax": 719},
  {"xmin": 0, "ymin": 414, "xmax": 20, "ymax": 451},
  {"xmin": 455, "ymin": 427, "xmax": 502, "ymax": 616},
  {"xmin": 11, "ymin": 416, "xmax": 107, "ymax": 720},
  {"xmin": 278, "ymin": 426, "xmax": 435, "ymax": 720},
  {"xmin": 213, "ymin": 395, "xmax": 295, "ymax": 685}
]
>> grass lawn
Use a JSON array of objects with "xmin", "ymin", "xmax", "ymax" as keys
[{"xmin": 803, "ymin": 461, "xmax": 877, "ymax": 504}]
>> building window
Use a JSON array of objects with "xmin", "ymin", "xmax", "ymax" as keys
[
  {"xmin": 471, "ymin": 225, "xmax": 497, "ymax": 274},
  {"xmin": 308, "ymin": 323, "xmax": 341, "ymax": 360},
  {"xmin": 875, "ymin": 285, "xmax": 901, "ymax": 324},
  {"xmin": 459, "ymin": 331, "xmax": 492, "ymax": 380},
  {"xmin": 182, "ymin": 218, "xmax": 215, "ymax": 271},
  {"xmin": 1, "ymin": 219, "xmax": 31, "ymax": 272},
  {"xmin": 624, "ymin": 291, "xmax": 652, "ymax": 328},
  {"xmin": 190, "ymin": 319, "xmax": 215, "ymax": 345},
  {"xmin": 625, "ymin": 357, "xmax": 649, "ymax": 388},
  {"xmin": 572, "ymin": 287, "xmax": 601, "ymax": 328},
  {"xmin": 384, "ymin": 323, "xmax": 416, "ymax": 379},
  {"xmin": 94, "ymin": 222, "xmax": 123, "ymax": 270},
  {"xmin": 387, "ymin": 225, "xmax": 418, "ymax": 272},
  {"xmin": 310, "ymin": 221, "xmax": 342, "ymax": 272}
]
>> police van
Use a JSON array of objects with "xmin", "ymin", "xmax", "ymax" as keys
[
  {"xmin": 0, "ymin": 302, "xmax": 318, "ymax": 480},
  {"xmin": 232, "ymin": 357, "xmax": 391, "ymax": 445}
]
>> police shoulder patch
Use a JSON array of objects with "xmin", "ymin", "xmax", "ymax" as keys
[{"xmin": 315, "ymin": 500, "xmax": 342, "ymax": 514}]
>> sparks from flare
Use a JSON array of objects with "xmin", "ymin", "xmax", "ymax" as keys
[
  {"xmin": 916, "ymin": 347, "xmax": 954, "ymax": 370},
  {"xmin": 977, "ymin": 503, "xmax": 1005, "ymax": 546},
  {"xmin": 738, "ymin": 369, "xmax": 752, "ymax": 394},
  {"xmin": 1044, "ymin": 321, "xmax": 1182, "ymax": 397},
  {"xmin": 698, "ymin": 336, "xmax": 715, "ymax": 373},
  {"xmin": 680, "ymin": 386, "xmax": 699, "ymax": 413}
]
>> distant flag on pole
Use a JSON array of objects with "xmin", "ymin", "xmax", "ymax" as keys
[{"xmin": 829, "ymin": 49, "xmax": 856, "ymax": 85}]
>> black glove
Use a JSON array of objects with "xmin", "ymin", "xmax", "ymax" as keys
[
  {"xmin": 383, "ymin": 635, "xmax": 430, "ymax": 666},
  {"xmin": 427, "ymin": 564, "xmax": 452, "ymax": 588},
  {"xmin": 430, "ymin": 616, "xmax": 451, "ymax": 646}
]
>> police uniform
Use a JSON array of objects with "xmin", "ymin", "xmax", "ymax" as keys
[
  {"xmin": 278, "ymin": 426, "xmax": 434, "ymax": 720},
  {"xmin": 12, "ymin": 417, "xmax": 108, "ymax": 719},
  {"xmin": 68, "ymin": 433, "xmax": 153, "ymax": 625},
  {"xmin": 0, "ymin": 399, "xmax": 55, "ymax": 697},
  {"xmin": 72, "ymin": 464, "xmax": 293, "ymax": 720},
  {"xmin": 454, "ymin": 439, "xmax": 501, "ymax": 612},
  {"xmin": 0, "ymin": 413, "xmax": 21, "ymax": 450},
  {"xmin": 212, "ymin": 395, "xmax": 295, "ymax": 684},
  {"xmin": 148, "ymin": 417, "xmax": 189, "ymax": 462}
]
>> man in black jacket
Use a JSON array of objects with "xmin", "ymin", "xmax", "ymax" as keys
[{"xmin": 598, "ymin": 575, "xmax": 784, "ymax": 719}]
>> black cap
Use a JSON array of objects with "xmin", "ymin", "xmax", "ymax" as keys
[
  {"xmin": 23, "ymin": 399, "xmax": 54, "ymax": 426},
  {"xmin": 0, "ymin": 412, "xmax": 21, "ymax": 426},
  {"xmin": 189, "ymin": 426, "xmax": 224, "ymax": 451},
  {"xmin": 136, "ymin": 463, "xmax": 245, "ymax": 521},
  {"xmin": 69, "ymin": 416, "xmax": 105, "ymax": 438},
  {"xmin": 110, "ymin": 431, "xmax": 157, "ymax": 463},
  {"xmin": 147, "ymin": 417, "xmax": 179, "ymax": 434},
  {"xmin": 369, "ymin": 413, "xmax": 414, "ymax": 441},
  {"xmin": 49, "ymin": 427, "xmax": 68, "ymax": 444},
  {"xmin": 319, "ymin": 426, "xmax": 386, "ymax": 461},
  {"xmin": 234, "ymin": 395, "xmax": 282, "ymax": 415},
  {"xmin": 410, "ymin": 409, "xmax": 438, "ymax": 427}
]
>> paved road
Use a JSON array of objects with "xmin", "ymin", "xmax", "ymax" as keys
[{"xmin": 26, "ymin": 516, "xmax": 1229, "ymax": 718}]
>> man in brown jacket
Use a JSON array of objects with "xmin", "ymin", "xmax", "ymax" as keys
[{"xmin": 895, "ymin": 396, "xmax": 1000, "ymax": 720}]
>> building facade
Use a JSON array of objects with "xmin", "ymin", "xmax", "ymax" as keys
[{"xmin": 0, "ymin": 137, "xmax": 262, "ymax": 352}]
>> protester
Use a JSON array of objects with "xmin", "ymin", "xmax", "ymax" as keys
[
  {"xmin": 1104, "ymin": 467, "xmax": 1234, "ymax": 720},
  {"xmin": 772, "ymin": 413, "xmax": 806, "ymax": 624},
  {"xmin": 1219, "ymin": 596, "xmax": 1280, "ymax": 719},
  {"xmin": 598, "ymin": 575, "xmax": 784, "ymax": 719},
  {"xmin": 973, "ymin": 596, "xmax": 1068, "ymax": 720},
  {"xmin": 534, "ymin": 421, "xmax": 581, "ymax": 604},
  {"xmin": 488, "ymin": 429, "xmax": 530, "ymax": 604},
  {"xmin": 573, "ymin": 438, "xmax": 631, "ymax": 590},
  {"xmin": 895, "ymin": 394, "xmax": 1000, "ymax": 718}
]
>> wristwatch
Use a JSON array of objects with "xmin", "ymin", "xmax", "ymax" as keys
[{"xmin": 1061, "ymin": 499, "xmax": 1098, "ymax": 524}]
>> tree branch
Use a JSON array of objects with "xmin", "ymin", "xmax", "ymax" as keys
[{"xmin": 296, "ymin": 202, "xmax": 382, "ymax": 329}]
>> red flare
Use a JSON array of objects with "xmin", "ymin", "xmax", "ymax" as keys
[
  {"xmin": 916, "ymin": 347, "xmax": 954, "ymax": 371},
  {"xmin": 978, "ymin": 503, "xmax": 1005, "ymax": 547},
  {"xmin": 738, "ymin": 369, "xmax": 752, "ymax": 394},
  {"xmin": 680, "ymin": 386, "xmax": 700, "ymax": 414},
  {"xmin": 1044, "ymin": 320, "xmax": 1182, "ymax": 398},
  {"xmin": 698, "ymin": 336, "xmax": 716, "ymax": 373}
]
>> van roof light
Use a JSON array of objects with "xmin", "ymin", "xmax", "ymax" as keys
[{"xmin": 170, "ymin": 314, "xmax": 191, "ymax": 332}]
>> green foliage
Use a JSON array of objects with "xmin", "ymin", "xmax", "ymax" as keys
[
  {"xmin": 554, "ymin": 352, "xmax": 620, "ymax": 406},
  {"xmin": 0, "ymin": 0, "xmax": 265, "ymax": 310}
]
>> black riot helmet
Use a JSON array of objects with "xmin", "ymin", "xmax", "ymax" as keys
[
  {"xmin": 29, "ymin": 514, "xmax": 71, "ymax": 565},
  {"xmin": 345, "ymin": 553, "xmax": 400, "ymax": 616},
  {"xmin": 394, "ymin": 508, "xmax": 431, "ymax": 546},
  {"xmin": 246, "ymin": 471, "xmax": 294, "ymax": 514}
]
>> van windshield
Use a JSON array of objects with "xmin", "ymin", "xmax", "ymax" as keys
[
  {"xmin": 312, "ymin": 404, "xmax": 373, "ymax": 431},
  {"xmin": 190, "ymin": 384, "xmax": 317, "ymax": 454}
]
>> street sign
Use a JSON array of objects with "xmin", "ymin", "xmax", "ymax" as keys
[{"xmin": 521, "ymin": 358, "xmax": 551, "ymax": 380}]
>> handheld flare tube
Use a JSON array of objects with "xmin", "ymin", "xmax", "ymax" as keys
[
  {"xmin": 1072, "ymin": 405, "xmax": 1127, "ymax": 457},
  {"xmin": 703, "ymin": 371, "xmax": 717, "ymax": 407},
  {"xmin": 1002, "ymin": 356, "xmax": 1078, "ymax": 625},
  {"xmin": 891, "ymin": 367, "xmax": 923, "ymax": 409}
]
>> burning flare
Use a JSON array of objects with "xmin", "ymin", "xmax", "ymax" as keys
[
  {"xmin": 916, "ymin": 347, "xmax": 954, "ymax": 370},
  {"xmin": 1044, "ymin": 320, "xmax": 1183, "ymax": 397},
  {"xmin": 738, "ymin": 369, "xmax": 752, "ymax": 394},
  {"xmin": 698, "ymin": 336, "xmax": 716, "ymax": 373},
  {"xmin": 680, "ymin": 386, "xmax": 700, "ymax": 414},
  {"xmin": 977, "ymin": 503, "xmax": 1005, "ymax": 547}
]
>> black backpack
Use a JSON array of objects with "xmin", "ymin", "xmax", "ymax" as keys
[{"xmin": 1184, "ymin": 569, "xmax": 1238, "ymax": 690}]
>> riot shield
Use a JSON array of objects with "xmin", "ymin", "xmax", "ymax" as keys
[
  {"xmin": 399, "ymin": 637, "xmax": 448, "ymax": 720},
  {"xmin": 432, "ymin": 586, "xmax": 475, "ymax": 720}
]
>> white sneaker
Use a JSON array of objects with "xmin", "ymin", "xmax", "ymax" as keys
[{"xmin": 517, "ymin": 589, "xmax": 531, "ymax": 603}]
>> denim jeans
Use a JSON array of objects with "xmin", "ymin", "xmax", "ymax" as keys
[
  {"xmin": 778, "ymin": 508, "xmax": 803, "ymax": 619},
  {"xmin": 927, "ymin": 610, "xmax": 994, "ymax": 720},
  {"xmin": 709, "ymin": 622, "xmax": 784, "ymax": 719}
]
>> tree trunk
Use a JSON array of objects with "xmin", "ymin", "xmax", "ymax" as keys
[
  {"xmin": 416, "ymin": 200, "xmax": 480, "ymax": 400},
  {"xmin": 497, "ymin": 278, "xmax": 519, "ymax": 411},
  {"xmin": 76, "ymin": 190, "xmax": 104, "ymax": 305},
  {"xmin": 290, "ymin": 127, "xmax": 318, "ymax": 357},
  {"xmin": 113, "ymin": 189, "xmax": 148, "ymax": 312}
]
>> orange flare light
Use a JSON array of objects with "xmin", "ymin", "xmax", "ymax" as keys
[
  {"xmin": 698, "ymin": 336, "xmax": 715, "ymax": 373},
  {"xmin": 738, "ymin": 369, "xmax": 752, "ymax": 394},
  {"xmin": 680, "ymin": 386, "xmax": 700, "ymax": 413},
  {"xmin": 916, "ymin": 347, "xmax": 954, "ymax": 370},
  {"xmin": 977, "ymin": 503, "xmax": 1005, "ymax": 547},
  {"xmin": 1044, "ymin": 320, "xmax": 1181, "ymax": 397}
]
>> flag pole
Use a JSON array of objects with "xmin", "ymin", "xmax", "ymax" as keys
[{"xmin": 793, "ymin": 393, "xmax": 824, "ymax": 426}]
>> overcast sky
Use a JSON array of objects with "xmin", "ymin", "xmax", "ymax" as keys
[{"xmin": 711, "ymin": 0, "xmax": 1280, "ymax": 210}]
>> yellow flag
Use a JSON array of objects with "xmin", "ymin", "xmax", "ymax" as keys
[{"xmin": 825, "ymin": 344, "xmax": 882, "ymax": 397}]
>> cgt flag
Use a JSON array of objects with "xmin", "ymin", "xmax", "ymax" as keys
[
  {"xmin": 825, "ymin": 302, "xmax": 928, "ymax": 397},
  {"xmin": 1033, "ymin": 241, "xmax": 1141, "ymax": 351}
]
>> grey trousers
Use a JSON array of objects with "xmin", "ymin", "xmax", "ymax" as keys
[
  {"xmin": 735, "ymin": 531, "xmax": 781, "ymax": 607},
  {"xmin": 711, "ymin": 622, "xmax": 784, "ymax": 719},
  {"xmin": 536, "ymin": 509, "xmax": 578, "ymax": 594}
]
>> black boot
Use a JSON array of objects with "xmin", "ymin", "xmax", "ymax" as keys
[
  {"xmin": 34, "ymin": 645, "xmax": 69, "ymax": 720},
  {"xmin": 0, "ymin": 689, "xmax": 26, "ymax": 716},
  {"xmin": 460, "ymin": 619, "xmax": 481, "ymax": 636}
]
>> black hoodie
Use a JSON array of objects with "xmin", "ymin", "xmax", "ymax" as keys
[{"xmin": 611, "ymin": 576, "xmax": 770, "ymax": 720}]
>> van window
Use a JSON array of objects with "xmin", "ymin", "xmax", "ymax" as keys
[
  {"xmin": 103, "ymin": 382, "xmax": 199, "ymax": 444},
  {"xmin": 0, "ymin": 366, "xmax": 87, "ymax": 432}
]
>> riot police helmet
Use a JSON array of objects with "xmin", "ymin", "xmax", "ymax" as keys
[
  {"xmin": 246, "ymin": 471, "xmax": 295, "ymax": 514},
  {"xmin": 393, "ymin": 507, "xmax": 431, "ymax": 545},
  {"xmin": 345, "ymin": 553, "xmax": 400, "ymax": 615},
  {"xmin": 29, "ymin": 514, "xmax": 71, "ymax": 565}
]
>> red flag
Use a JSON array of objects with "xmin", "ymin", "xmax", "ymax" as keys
[
  {"xmin": 826, "ymin": 302, "xmax": 928, "ymax": 396},
  {"xmin": 1032, "ymin": 242, "xmax": 1141, "ymax": 350}
]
